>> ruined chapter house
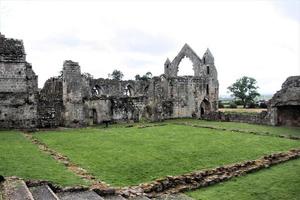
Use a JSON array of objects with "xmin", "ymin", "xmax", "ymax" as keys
[
  {"xmin": 1, "ymin": 33, "xmax": 299, "ymax": 129},
  {"xmin": 0, "ymin": 33, "xmax": 219, "ymax": 129}
]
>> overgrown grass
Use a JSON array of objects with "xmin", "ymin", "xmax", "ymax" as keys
[
  {"xmin": 0, "ymin": 131, "xmax": 86, "ymax": 186},
  {"xmin": 187, "ymin": 158, "xmax": 300, "ymax": 200},
  {"xmin": 168, "ymin": 118, "xmax": 300, "ymax": 137},
  {"xmin": 34, "ymin": 124, "xmax": 300, "ymax": 186}
]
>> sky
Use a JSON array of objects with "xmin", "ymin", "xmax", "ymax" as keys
[{"xmin": 0, "ymin": 0, "xmax": 299, "ymax": 96}]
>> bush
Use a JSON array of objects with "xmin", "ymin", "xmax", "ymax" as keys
[
  {"xmin": 234, "ymin": 99, "xmax": 243, "ymax": 106},
  {"xmin": 248, "ymin": 102, "xmax": 258, "ymax": 108},
  {"xmin": 218, "ymin": 101, "xmax": 224, "ymax": 108},
  {"xmin": 229, "ymin": 102, "xmax": 237, "ymax": 108}
]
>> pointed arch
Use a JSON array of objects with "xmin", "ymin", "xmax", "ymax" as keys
[
  {"xmin": 170, "ymin": 44, "xmax": 202, "ymax": 77},
  {"xmin": 200, "ymin": 98, "xmax": 211, "ymax": 116},
  {"xmin": 124, "ymin": 84, "xmax": 134, "ymax": 97}
]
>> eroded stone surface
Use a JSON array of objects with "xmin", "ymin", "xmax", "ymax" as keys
[
  {"xmin": 154, "ymin": 194, "xmax": 194, "ymax": 200},
  {"xmin": 0, "ymin": 33, "xmax": 219, "ymax": 129},
  {"xmin": 0, "ymin": 33, "xmax": 38, "ymax": 129},
  {"xmin": 268, "ymin": 76, "xmax": 300, "ymax": 126},
  {"xmin": 29, "ymin": 185, "xmax": 59, "ymax": 200},
  {"xmin": 1, "ymin": 177, "xmax": 34, "ymax": 200},
  {"xmin": 57, "ymin": 191, "xmax": 104, "ymax": 200}
]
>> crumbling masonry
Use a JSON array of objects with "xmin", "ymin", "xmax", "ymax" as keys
[
  {"xmin": 0, "ymin": 34, "xmax": 219, "ymax": 128},
  {"xmin": 1, "ymin": 33, "xmax": 299, "ymax": 129}
]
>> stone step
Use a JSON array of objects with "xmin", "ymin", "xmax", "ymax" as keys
[
  {"xmin": 103, "ymin": 195, "xmax": 127, "ymax": 200},
  {"xmin": 57, "ymin": 191, "xmax": 104, "ymax": 200},
  {"xmin": 1, "ymin": 178, "xmax": 34, "ymax": 200},
  {"xmin": 154, "ymin": 194, "xmax": 194, "ymax": 200},
  {"xmin": 29, "ymin": 185, "xmax": 59, "ymax": 200}
]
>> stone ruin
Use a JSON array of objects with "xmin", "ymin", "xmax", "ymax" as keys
[
  {"xmin": 268, "ymin": 76, "xmax": 300, "ymax": 126},
  {"xmin": 0, "ymin": 33, "xmax": 38, "ymax": 129},
  {"xmin": 0, "ymin": 33, "xmax": 219, "ymax": 129},
  {"xmin": 1, "ymin": 33, "xmax": 299, "ymax": 129}
]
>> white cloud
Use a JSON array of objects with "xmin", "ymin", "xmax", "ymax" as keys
[{"xmin": 0, "ymin": 0, "xmax": 299, "ymax": 95}]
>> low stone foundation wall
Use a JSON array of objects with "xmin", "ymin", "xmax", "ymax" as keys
[
  {"xmin": 119, "ymin": 149, "xmax": 300, "ymax": 198},
  {"xmin": 202, "ymin": 111, "xmax": 270, "ymax": 125}
]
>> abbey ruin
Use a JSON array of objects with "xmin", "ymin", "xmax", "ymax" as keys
[
  {"xmin": 1, "ymin": 33, "xmax": 299, "ymax": 129},
  {"xmin": 0, "ymin": 33, "xmax": 219, "ymax": 129}
]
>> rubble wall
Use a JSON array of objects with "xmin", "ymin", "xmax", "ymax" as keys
[{"xmin": 0, "ymin": 33, "xmax": 38, "ymax": 129}]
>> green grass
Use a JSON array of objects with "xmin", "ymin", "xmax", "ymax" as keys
[
  {"xmin": 0, "ymin": 131, "xmax": 86, "ymax": 186},
  {"xmin": 168, "ymin": 118, "xmax": 300, "ymax": 137},
  {"xmin": 187, "ymin": 158, "xmax": 300, "ymax": 200},
  {"xmin": 34, "ymin": 124, "xmax": 300, "ymax": 187}
]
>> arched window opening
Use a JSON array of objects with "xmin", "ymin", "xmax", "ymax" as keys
[
  {"xmin": 92, "ymin": 85, "xmax": 102, "ymax": 96},
  {"xmin": 124, "ymin": 85, "xmax": 134, "ymax": 97},
  {"xmin": 177, "ymin": 56, "xmax": 194, "ymax": 76}
]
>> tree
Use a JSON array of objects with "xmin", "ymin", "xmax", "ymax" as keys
[
  {"xmin": 108, "ymin": 70, "xmax": 124, "ymax": 80},
  {"xmin": 82, "ymin": 72, "xmax": 93, "ymax": 79},
  {"xmin": 135, "ymin": 72, "xmax": 152, "ymax": 81},
  {"xmin": 135, "ymin": 74, "xmax": 141, "ymax": 81},
  {"xmin": 227, "ymin": 76, "xmax": 260, "ymax": 108}
]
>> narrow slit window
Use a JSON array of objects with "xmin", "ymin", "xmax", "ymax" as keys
[
  {"xmin": 206, "ymin": 84, "xmax": 209, "ymax": 95},
  {"xmin": 206, "ymin": 66, "xmax": 210, "ymax": 75}
]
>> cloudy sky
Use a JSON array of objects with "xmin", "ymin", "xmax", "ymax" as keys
[{"xmin": 0, "ymin": 0, "xmax": 299, "ymax": 96}]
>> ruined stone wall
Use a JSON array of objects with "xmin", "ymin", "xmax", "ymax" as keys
[
  {"xmin": 268, "ymin": 76, "xmax": 300, "ymax": 126},
  {"xmin": 62, "ymin": 61, "xmax": 88, "ymax": 127},
  {"xmin": 0, "ymin": 33, "xmax": 38, "ymax": 129},
  {"xmin": 65, "ymin": 44, "xmax": 220, "ymax": 124},
  {"xmin": 202, "ymin": 111, "xmax": 271, "ymax": 125},
  {"xmin": 37, "ymin": 77, "xmax": 63, "ymax": 128}
]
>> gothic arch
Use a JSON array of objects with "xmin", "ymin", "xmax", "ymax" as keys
[
  {"xmin": 124, "ymin": 84, "xmax": 134, "ymax": 97},
  {"xmin": 92, "ymin": 85, "xmax": 104, "ymax": 96},
  {"xmin": 170, "ymin": 44, "xmax": 202, "ymax": 77},
  {"xmin": 200, "ymin": 98, "xmax": 211, "ymax": 116}
]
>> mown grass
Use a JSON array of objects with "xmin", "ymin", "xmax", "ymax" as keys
[
  {"xmin": 34, "ymin": 124, "xmax": 300, "ymax": 186},
  {"xmin": 168, "ymin": 118, "xmax": 300, "ymax": 137},
  {"xmin": 187, "ymin": 158, "xmax": 300, "ymax": 200},
  {"xmin": 0, "ymin": 131, "xmax": 86, "ymax": 186}
]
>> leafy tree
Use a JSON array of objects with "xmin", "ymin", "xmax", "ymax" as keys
[
  {"xmin": 135, "ymin": 74, "xmax": 141, "ymax": 81},
  {"xmin": 108, "ymin": 70, "xmax": 124, "ymax": 81},
  {"xmin": 82, "ymin": 72, "xmax": 93, "ymax": 79},
  {"xmin": 227, "ymin": 76, "xmax": 260, "ymax": 108},
  {"xmin": 135, "ymin": 72, "xmax": 152, "ymax": 81}
]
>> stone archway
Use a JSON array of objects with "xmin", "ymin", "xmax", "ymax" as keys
[
  {"xmin": 169, "ymin": 44, "xmax": 202, "ymax": 77},
  {"xmin": 200, "ymin": 99, "xmax": 211, "ymax": 117}
]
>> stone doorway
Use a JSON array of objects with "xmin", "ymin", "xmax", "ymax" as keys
[
  {"xmin": 92, "ymin": 109, "xmax": 97, "ymax": 124},
  {"xmin": 200, "ymin": 99, "xmax": 211, "ymax": 117}
]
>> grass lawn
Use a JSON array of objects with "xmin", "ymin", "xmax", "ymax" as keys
[
  {"xmin": 0, "ymin": 131, "xmax": 86, "ymax": 186},
  {"xmin": 168, "ymin": 119, "xmax": 300, "ymax": 137},
  {"xmin": 187, "ymin": 158, "xmax": 300, "ymax": 200},
  {"xmin": 34, "ymin": 124, "xmax": 300, "ymax": 187}
]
